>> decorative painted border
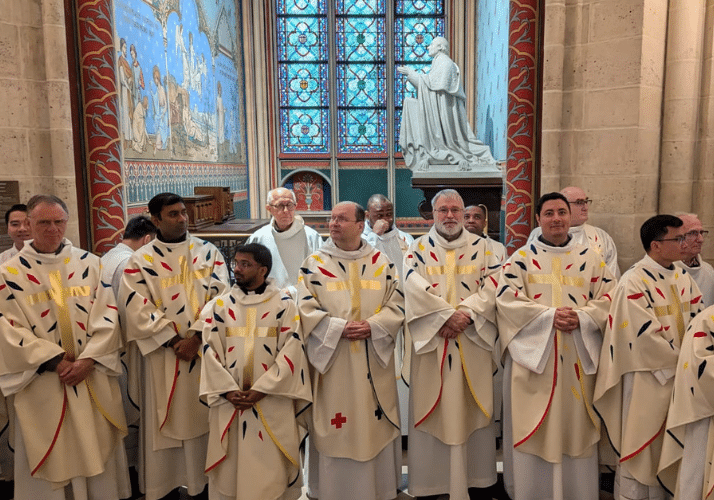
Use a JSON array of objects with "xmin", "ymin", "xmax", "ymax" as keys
[
  {"xmin": 505, "ymin": 0, "xmax": 540, "ymax": 254},
  {"xmin": 76, "ymin": 0, "xmax": 125, "ymax": 255}
]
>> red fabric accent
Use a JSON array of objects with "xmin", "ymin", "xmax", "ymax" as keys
[
  {"xmin": 515, "ymin": 335, "xmax": 558, "ymax": 448},
  {"xmin": 261, "ymin": 311, "xmax": 270, "ymax": 320},
  {"xmin": 161, "ymin": 262, "xmax": 173, "ymax": 271},
  {"xmin": 160, "ymin": 357, "xmax": 181, "ymax": 430},
  {"xmin": 620, "ymin": 421, "xmax": 666, "ymax": 463},
  {"xmin": 331, "ymin": 412, "xmax": 347, "ymax": 429},
  {"xmin": 531, "ymin": 259, "xmax": 541, "ymax": 270},
  {"xmin": 693, "ymin": 331, "xmax": 708, "ymax": 338},
  {"xmin": 415, "ymin": 339, "xmax": 449, "ymax": 428},
  {"xmin": 628, "ymin": 293, "xmax": 645, "ymax": 300},
  {"xmin": 372, "ymin": 252, "xmax": 381, "ymax": 265},
  {"xmin": 124, "ymin": 268, "xmax": 141, "ymax": 274},
  {"xmin": 27, "ymin": 274, "xmax": 40, "ymax": 285},
  {"xmin": 318, "ymin": 266, "xmax": 337, "ymax": 278},
  {"xmin": 32, "ymin": 387, "xmax": 68, "ymax": 476},
  {"xmin": 284, "ymin": 355, "xmax": 294, "ymax": 374}
]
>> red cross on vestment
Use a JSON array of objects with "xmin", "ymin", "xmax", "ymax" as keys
[{"xmin": 331, "ymin": 412, "xmax": 347, "ymax": 429}]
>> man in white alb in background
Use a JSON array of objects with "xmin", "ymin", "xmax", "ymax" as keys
[
  {"xmin": 363, "ymin": 193, "xmax": 414, "ymax": 435},
  {"xmin": 527, "ymin": 186, "xmax": 620, "ymax": 278},
  {"xmin": 677, "ymin": 212, "xmax": 714, "ymax": 307},
  {"xmin": 0, "ymin": 204, "xmax": 30, "ymax": 264},
  {"xmin": 100, "ymin": 215, "xmax": 156, "ymax": 499},
  {"xmin": 247, "ymin": 187, "xmax": 322, "ymax": 297}
]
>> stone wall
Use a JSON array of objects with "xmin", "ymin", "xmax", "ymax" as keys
[
  {"xmin": 541, "ymin": 0, "xmax": 671, "ymax": 271},
  {"xmin": 0, "ymin": 0, "xmax": 79, "ymax": 244}
]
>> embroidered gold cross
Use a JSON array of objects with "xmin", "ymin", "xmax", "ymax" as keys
[
  {"xmin": 160, "ymin": 255, "xmax": 212, "ymax": 322},
  {"xmin": 225, "ymin": 307, "xmax": 278, "ymax": 390},
  {"xmin": 426, "ymin": 250, "xmax": 476, "ymax": 306},
  {"xmin": 326, "ymin": 262, "xmax": 382, "ymax": 352},
  {"xmin": 26, "ymin": 270, "xmax": 90, "ymax": 358},
  {"xmin": 654, "ymin": 284, "xmax": 690, "ymax": 342},
  {"xmin": 527, "ymin": 257, "xmax": 584, "ymax": 307}
]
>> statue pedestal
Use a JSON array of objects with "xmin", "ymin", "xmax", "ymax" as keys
[{"xmin": 411, "ymin": 172, "xmax": 503, "ymax": 239}]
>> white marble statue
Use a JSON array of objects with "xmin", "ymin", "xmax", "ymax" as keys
[{"xmin": 398, "ymin": 37, "xmax": 500, "ymax": 177}]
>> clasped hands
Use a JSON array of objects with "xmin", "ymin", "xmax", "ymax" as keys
[
  {"xmin": 342, "ymin": 320, "xmax": 371, "ymax": 340},
  {"xmin": 167, "ymin": 334, "xmax": 202, "ymax": 361},
  {"xmin": 553, "ymin": 306, "xmax": 580, "ymax": 333},
  {"xmin": 225, "ymin": 389, "xmax": 266, "ymax": 410},
  {"xmin": 437, "ymin": 310, "xmax": 472, "ymax": 339},
  {"xmin": 55, "ymin": 354, "xmax": 95, "ymax": 386}
]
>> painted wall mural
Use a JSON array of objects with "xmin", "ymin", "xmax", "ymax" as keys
[{"xmin": 112, "ymin": 0, "xmax": 248, "ymax": 204}]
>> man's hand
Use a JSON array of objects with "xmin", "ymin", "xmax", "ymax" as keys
[
  {"xmin": 372, "ymin": 219, "xmax": 390, "ymax": 236},
  {"xmin": 444, "ymin": 310, "xmax": 472, "ymax": 333},
  {"xmin": 58, "ymin": 358, "xmax": 95, "ymax": 386},
  {"xmin": 553, "ymin": 307, "xmax": 580, "ymax": 333},
  {"xmin": 225, "ymin": 389, "xmax": 266, "ymax": 410},
  {"xmin": 342, "ymin": 320, "xmax": 371, "ymax": 340},
  {"xmin": 173, "ymin": 335, "xmax": 202, "ymax": 361}
]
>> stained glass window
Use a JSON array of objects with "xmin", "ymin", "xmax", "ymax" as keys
[
  {"xmin": 394, "ymin": 1, "xmax": 445, "ymax": 150},
  {"xmin": 276, "ymin": 0, "xmax": 444, "ymax": 156},
  {"xmin": 277, "ymin": 0, "xmax": 330, "ymax": 154}
]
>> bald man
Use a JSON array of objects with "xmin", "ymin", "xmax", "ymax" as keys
[
  {"xmin": 246, "ymin": 187, "xmax": 323, "ymax": 297},
  {"xmin": 527, "ymin": 186, "xmax": 620, "ymax": 278},
  {"xmin": 677, "ymin": 213, "xmax": 714, "ymax": 307}
]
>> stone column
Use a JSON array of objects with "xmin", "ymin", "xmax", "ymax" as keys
[
  {"xmin": 0, "ymin": 0, "xmax": 80, "ymax": 244},
  {"xmin": 657, "ymin": 0, "xmax": 706, "ymax": 214},
  {"xmin": 540, "ymin": 0, "xmax": 668, "ymax": 270}
]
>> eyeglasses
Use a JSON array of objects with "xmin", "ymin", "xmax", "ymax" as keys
[
  {"xmin": 434, "ymin": 207, "xmax": 463, "ymax": 216},
  {"xmin": 569, "ymin": 199, "xmax": 592, "ymax": 206},
  {"xmin": 270, "ymin": 202, "xmax": 296, "ymax": 211},
  {"xmin": 655, "ymin": 236, "xmax": 686, "ymax": 244},
  {"xmin": 684, "ymin": 230, "xmax": 709, "ymax": 242},
  {"xmin": 329, "ymin": 215, "xmax": 357, "ymax": 224},
  {"xmin": 230, "ymin": 259, "xmax": 257, "ymax": 271}
]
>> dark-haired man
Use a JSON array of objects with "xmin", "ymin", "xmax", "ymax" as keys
[
  {"xmin": 121, "ymin": 192, "xmax": 229, "ymax": 500},
  {"xmin": 298, "ymin": 201, "xmax": 404, "ymax": 500},
  {"xmin": 464, "ymin": 204, "xmax": 506, "ymax": 263},
  {"xmin": 198, "ymin": 243, "xmax": 311, "ymax": 500},
  {"xmin": 497, "ymin": 192, "xmax": 615, "ymax": 500},
  {"xmin": 594, "ymin": 214, "xmax": 703, "ymax": 500},
  {"xmin": 100, "ymin": 215, "xmax": 156, "ymax": 497},
  {"xmin": 0, "ymin": 204, "xmax": 30, "ymax": 264},
  {"xmin": 0, "ymin": 194, "xmax": 130, "ymax": 499}
]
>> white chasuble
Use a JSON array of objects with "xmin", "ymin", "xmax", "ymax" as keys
[
  {"xmin": 594, "ymin": 255, "xmax": 703, "ymax": 490},
  {"xmin": 658, "ymin": 305, "xmax": 714, "ymax": 499},
  {"xmin": 120, "ymin": 235, "xmax": 229, "ymax": 498},
  {"xmin": 199, "ymin": 283, "xmax": 311, "ymax": 500},
  {"xmin": 0, "ymin": 239, "xmax": 128, "ymax": 491},
  {"xmin": 404, "ymin": 227, "xmax": 501, "ymax": 444},
  {"xmin": 298, "ymin": 239, "xmax": 403, "ymax": 460},
  {"xmin": 496, "ymin": 239, "xmax": 615, "ymax": 500}
]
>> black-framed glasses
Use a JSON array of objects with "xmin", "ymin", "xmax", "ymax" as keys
[
  {"xmin": 230, "ymin": 259, "xmax": 257, "ymax": 271},
  {"xmin": 270, "ymin": 202, "xmax": 296, "ymax": 211},
  {"xmin": 684, "ymin": 230, "xmax": 709, "ymax": 242},
  {"xmin": 569, "ymin": 199, "xmax": 592, "ymax": 206}
]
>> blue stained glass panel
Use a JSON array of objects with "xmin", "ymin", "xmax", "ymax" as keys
[
  {"xmin": 279, "ymin": 63, "xmax": 329, "ymax": 107},
  {"xmin": 277, "ymin": 17, "xmax": 328, "ymax": 62},
  {"xmin": 394, "ymin": 1, "xmax": 444, "ymax": 152},
  {"xmin": 396, "ymin": 0, "xmax": 444, "ymax": 15},
  {"xmin": 337, "ymin": 63, "xmax": 385, "ymax": 107},
  {"xmin": 277, "ymin": 0, "xmax": 326, "ymax": 16},
  {"xmin": 336, "ymin": 0, "xmax": 385, "ymax": 16},
  {"xmin": 336, "ymin": 17, "xmax": 385, "ymax": 62},
  {"xmin": 338, "ymin": 108, "xmax": 387, "ymax": 153},
  {"xmin": 280, "ymin": 108, "xmax": 330, "ymax": 153}
]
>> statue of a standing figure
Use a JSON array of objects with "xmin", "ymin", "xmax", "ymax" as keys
[{"xmin": 398, "ymin": 37, "xmax": 500, "ymax": 176}]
